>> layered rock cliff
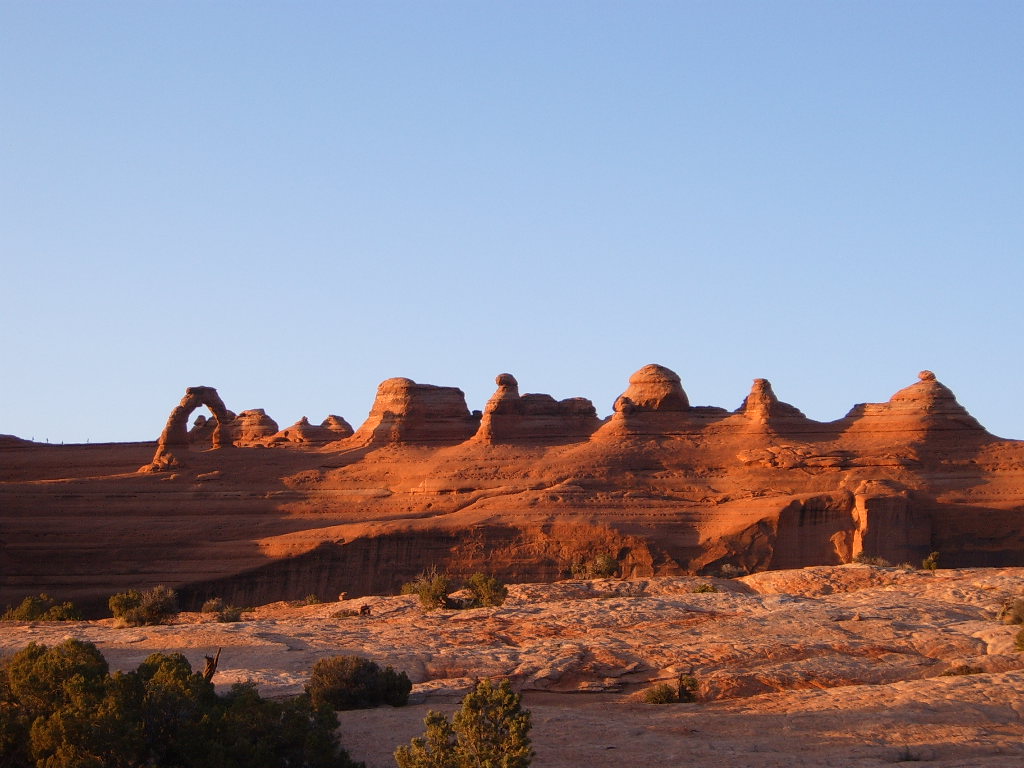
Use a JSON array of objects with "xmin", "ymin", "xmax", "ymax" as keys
[{"xmin": 3, "ymin": 364, "xmax": 1023, "ymax": 615}]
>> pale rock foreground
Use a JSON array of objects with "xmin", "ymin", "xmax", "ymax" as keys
[{"xmin": 2, "ymin": 566, "xmax": 1022, "ymax": 767}]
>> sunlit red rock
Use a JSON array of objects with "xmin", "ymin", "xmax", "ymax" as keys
[{"xmin": 3, "ymin": 366, "xmax": 1023, "ymax": 616}]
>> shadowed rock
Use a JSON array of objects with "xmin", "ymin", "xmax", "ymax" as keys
[{"xmin": 11, "ymin": 364, "xmax": 1017, "ymax": 616}]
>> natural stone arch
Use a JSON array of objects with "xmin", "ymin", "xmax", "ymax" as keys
[{"xmin": 141, "ymin": 386, "xmax": 233, "ymax": 472}]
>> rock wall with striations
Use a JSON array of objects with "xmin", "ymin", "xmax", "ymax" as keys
[{"xmin": 5, "ymin": 363, "xmax": 1024, "ymax": 614}]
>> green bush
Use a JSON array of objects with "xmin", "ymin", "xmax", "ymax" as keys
[
  {"xmin": 640, "ymin": 683, "xmax": 677, "ymax": 704},
  {"xmin": 922, "ymin": 551, "xmax": 940, "ymax": 571},
  {"xmin": 998, "ymin": 598, "xmax": 1024, "ymax": 625},
  {"xmin": 464, "ymin": 573, "xmax": 508, "ymax": 608},
  {"xmin": 0, "ymin": 639, "xmax": 360, "ymax": 768},
  {"xmin": 108, "ymin": 586, "xmax": 179, "ymax": 626},
  {"xmin": 853, "ymin": 553, "xmax": 891, "ymax": 567},
  {"xmin": 1, "ymin": 594, "xmax": 81, "ymax": 622},
  {"xmin": 569, "ymin": 553, "xmax": 619, "ymax": 579},
  {"xmin": 200, "ymin": 597, "xmax": 225, "ymax": 614},
  {"xmin": 692, "ymin": 582, "xmax": 718, "ymax": 593},
  {"xmin": 288, "ymin": 593, "xmax": 323, "ymax": 607},
  {"xmin": 395, "ymin": 678, "xmax": 532, "ymax": 768},
  {"xmin": 716, "ymin": 563, "xmax": 748, "ymax": 578},
  {"xmin": 676, "ymin": 674, "xmax": 699, "ymax": 702},
  {"xmin": 942, "ymin": 664, "xmax": 983, "ymax": 676},
  {"xmin": 640, "ymin": 674, "xmax": 698, "ymax": 704},
  {"xmin": 216, "ymin": 605, "xmax": 244, "ymax": 623},
  {"xmin": 401, "ymin": 567, "xmax": 452, "ymax": 611},
  {"xmin": 305, "ymin": 655, "xmax": 411, "ymax": 711}
]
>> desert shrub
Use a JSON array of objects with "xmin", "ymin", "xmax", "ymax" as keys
[
  {"xmin": 216, "ymin": 605, "xmax": 243, "ymax": 623},
  {"xmin": 332, "ymin": 608, "xmax": 361, "ymax": 618},
  {"xmin": 853, "ymin": 553, "xmax": 891, "ymax": 567},
  {"xmin": 894, "ymin": 745, "xmax": 924, "ymax": 762},
  {"xmin": 402, "ymin": 567, "xmax": 452, "ymax": 611},
  {"xmin": 200, "ymin": 597, "xmax": 225, "ymax": 613},
  {"xmin": 289, "ymin": 593, "xmax": 323, "ymax": 607},
  {"xmin": 640, "ymin": 674, "xmax": 698, "ymax": 704},
  {"xmin": 998, "ymin": 598, "xmax": 1024, "ymax": 625},
  {"xmin": 395, "ymin": 678, "xmax": 532, "ymax": 768},
  {"xmin": 569, "ymin": 553, "xmax": 619, "ymax": 579},
  {"xmin": 897, "ymin": 562, "xmax": 916, "ymax": 571},
  {"xmin": 641, "ymin": 683, "xmax": 677, "ymax": 704},
  {"xmin": 1, "ymin": 594, "xmax": 81, "ymax": 622},
  {"xmin": 108, "ymin": 586, "xmax": 179, "ymax": 626},
  {"xmin": 0, "ymin": 639, "xmax": 360, "ymax": 768},
  {"xmin": 305, "ymin": 654, "xmax": 411, "ymax": 711},
  {"xmin": 692, "ymin": 582, "xmax": 718, "ymax": 593},
  {"xmin": 942, "ymin": 664, "xmax": 984, "ymax": 676},
  {"xmin": 922, "ymin": 551, "xmax": 940, "ymax": 571},
  {"xmin": 676, "ymin": 674, "xmax": 699, "ymax": 702},
  {"xmin": 590, "ymin": 552, "xmax": 619, "ymax": 577},
  {"xmin": 464, "ymin": 573, "xmax": 508, "ymax": 608}
]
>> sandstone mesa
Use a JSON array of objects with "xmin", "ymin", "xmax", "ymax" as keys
[{"xmin": 2, "ymin": 364, "xmax": 1023, "ymax": 614}]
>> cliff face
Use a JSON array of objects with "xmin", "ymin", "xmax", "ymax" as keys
[{"xmin": 3, "ymin": 365, "xmax": 1023, "ymax": 614}]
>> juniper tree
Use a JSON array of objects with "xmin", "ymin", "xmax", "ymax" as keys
[{"xmin": 395, "ymin": 679, "xmax": 532, "ymax": 768}]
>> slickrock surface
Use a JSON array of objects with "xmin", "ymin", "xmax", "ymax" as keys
[
  {"xmin": 2, "ymin": 567, "xmax": 1022, "ymax": 767},
  {"xmin": 3, "ymin": 365, "xmax": 1024, "ymax": 611}
]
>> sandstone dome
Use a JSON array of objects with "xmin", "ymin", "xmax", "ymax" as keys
[{"xmin": 614, "ymin": 364, "xmax": 690, "ymax": 412}]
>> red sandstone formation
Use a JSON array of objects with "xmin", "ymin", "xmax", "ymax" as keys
[
  {"xmin": 320, "ymin": 415, "xmax": 354, "ymax": 438},
  {"xmin": 840, "ymin": 370, "xmax": 986, "ymax": 444},
  {"xmin": 613, "ymin": 363, "xmax": 689, "ymax": 412},
  {"xmin": 143, "ymin": 386, "xmax": 233, "ymax": 472},
  {"xmin": 473, "ymin": 373, "xmax": 601, "ymax": 443},
  {"xmin": 348, "ymin": 377, "xmax": 479, "ymax": 446},
  {"xmin": 188, "ymin": 414, "xmax": 218, "ymax": 444},
  {"xmin": 737, "ymin": 378, "xmax": 807, "ymax": 425},
  {"xmin": 4, "ymin": 364, "xmax": 1023, "ymax": 614},
  {"xmin": 228, "ymin": 409, "xmax": 280, "ymax": 446},
  {"xmin": 271, "ymin": 417, "xmax": 343, "ymax": 445}
]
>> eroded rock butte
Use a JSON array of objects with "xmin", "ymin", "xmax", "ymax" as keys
[{"xmin": 2, "ymin": 364, "xmax": 1023, "ymax": 614}]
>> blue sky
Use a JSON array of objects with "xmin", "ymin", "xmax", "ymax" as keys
[{"xmin": 2, "ymin": 2, "xmax": 1022, "ymax": 443}]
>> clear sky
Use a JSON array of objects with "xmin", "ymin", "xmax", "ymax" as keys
[{"xmin": 2, "ymin": 2, "xmax": 1022, "ymax": 444}]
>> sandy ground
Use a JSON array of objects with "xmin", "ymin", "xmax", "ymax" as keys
[{"xmin": 2, "ymin": 566, "xmax": 1022, "ymax": 767}]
